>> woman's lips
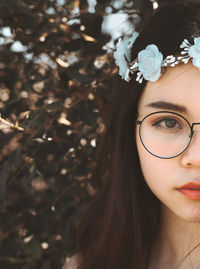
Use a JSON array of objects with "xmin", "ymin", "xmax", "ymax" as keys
[{"xmin": 176, "ymin": 182, "xmax": 200, "ymax": 201}]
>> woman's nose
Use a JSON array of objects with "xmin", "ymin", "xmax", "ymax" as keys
[{"xmin": 181, "ymin": 127, "xmax": 200, "ymax": 168}]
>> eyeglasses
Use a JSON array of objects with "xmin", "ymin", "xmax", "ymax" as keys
[{"xmin": 135, "ymin": 111, "xmax": 200, "ymax": 159}]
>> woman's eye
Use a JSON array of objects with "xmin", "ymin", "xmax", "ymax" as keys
[{"xmin": 152, "ymin": 117, "xmax": 180, "ymax": 129}]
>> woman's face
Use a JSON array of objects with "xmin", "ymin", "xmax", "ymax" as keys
[{"xmin": 136, "ymin": 62, "xmax": 200, "ymax": 222}]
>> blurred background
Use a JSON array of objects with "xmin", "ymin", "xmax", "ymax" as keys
[{"xmin": 0, "ymin": 0, "xmax": 155, "ymax": 268}]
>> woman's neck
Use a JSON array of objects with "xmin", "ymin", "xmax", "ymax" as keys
[{"xmin": 149, "ymin": 204, "xmax": 200, "ymax": 269}]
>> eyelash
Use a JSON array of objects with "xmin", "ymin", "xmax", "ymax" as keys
[{"xmin": 152, "ymin": 117, "xmax": 182, "ymax": 129}]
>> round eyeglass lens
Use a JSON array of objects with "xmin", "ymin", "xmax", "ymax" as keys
[{"xmin": 139, "ymin": 112, "xmax": 192, "ymax": 158}]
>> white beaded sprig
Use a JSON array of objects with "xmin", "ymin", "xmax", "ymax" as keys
[
  {"xmin": 177, "ymin": 39, "xmax": 192, "ymax": 64},
  {"xmin": 162, "ymin": 55, "xmax": 179, "ymax": 67}
]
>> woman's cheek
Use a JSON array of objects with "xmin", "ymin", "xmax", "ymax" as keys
[{"xmin": 136, "ymin": 135, "xmax": 172, "ymax": 199}]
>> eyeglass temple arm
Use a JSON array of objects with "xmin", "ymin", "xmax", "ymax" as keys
[{"xmin": 135, "ymin": 119, "xmax": 142, "ymax": 125}]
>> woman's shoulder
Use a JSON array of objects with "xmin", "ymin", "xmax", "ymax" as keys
[{"xmin": 62, "ymin": 254, "xmax": 78, "ymax": 269}]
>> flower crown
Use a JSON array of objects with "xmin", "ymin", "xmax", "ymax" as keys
[{"xmin": 114, "ymin": 32, "xmax": 200, "ymax": 83}]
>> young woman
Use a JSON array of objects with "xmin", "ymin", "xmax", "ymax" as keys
[{"xmin": 64, "ymin": 1, "xmax": 200, "ymax": 268}]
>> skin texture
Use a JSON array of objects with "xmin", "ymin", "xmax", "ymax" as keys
[{"xmin": 136, "ymin": 62, "xmax": 200, "ymax": 268}]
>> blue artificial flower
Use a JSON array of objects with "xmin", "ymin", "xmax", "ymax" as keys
[
  {"xmin": 138, "ymin": 44, "xmax": 163, "ymax": 82},
  {"xmin": 114, "ymin": 31, "xmax": 139, "ymax": 80},
  {"xmin": 188, "ymin": 37, "xmax": 200, "ymax": 69}
]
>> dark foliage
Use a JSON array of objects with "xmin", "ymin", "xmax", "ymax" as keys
[{"xmin": 0, "ymin": 0, "xmax": 153, "ymax": 268}]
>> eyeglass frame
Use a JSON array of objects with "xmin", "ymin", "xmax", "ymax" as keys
[{"xmin": 135, "ymin": 110, "xmax": 200, "ymax": 159}]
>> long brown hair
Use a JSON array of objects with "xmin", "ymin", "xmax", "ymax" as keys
[{"xmin": 76, "ymin": 1, "xmax": 200, "ymax": 268}]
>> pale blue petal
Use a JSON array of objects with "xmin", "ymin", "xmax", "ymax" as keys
[
  {"xmin": 145, "ymin": 44, "xmax": 160, "ymax": 54},
  {"xmin": 189, "ymin": 45, "xmax": 200, "ymax": 58},
  {"xmin": 148, "ymin": 70, "xmax": 162, "ymax": 82},
  {"xmin": 193, "ymin": 58, "xmax": 200, "ymax": 69},
  {"xmin": 138, "ymin": 44, "xmax": 163, "ymax": 82},
  {"xmin": 113, "ymin": 31, "xmax": 139, "ymax": 80},
  {"xmin": 194, "ymin": 37, "xmax": 200, "ymax": 46}
]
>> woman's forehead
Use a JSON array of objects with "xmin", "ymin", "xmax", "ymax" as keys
[
  {"xmin": 137, "ymin": 62, "xmax": 200, "ymax": 118},
  {"xmin": 138, "ymin": 62, "xmax": 200, "ymax": 107}
]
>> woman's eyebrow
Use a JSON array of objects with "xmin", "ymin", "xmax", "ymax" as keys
[{"xmin": 146, "ymin": 101, "xmax": 187, "ymax": 113}]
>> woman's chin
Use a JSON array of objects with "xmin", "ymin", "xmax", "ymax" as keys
[{"xmin": 174, "ymin": 206, "xmax": 200, "ymax": 223}]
